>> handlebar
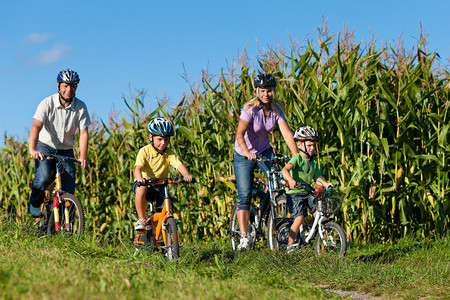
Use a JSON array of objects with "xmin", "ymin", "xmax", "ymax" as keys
[
  {"xmin": 286, "ymin": 181, "xmax": 333, "ymax": 191},
  {"xmin": 137, "ymin": 176, "xmax": 196, "ymax": 187},
  {"xmin": 46, "ymin": 154, "xmax": 81, "ymax": 165},
  {"xmin": 255, "ymin": 154, "xmax": 290, "ymax": 165}
]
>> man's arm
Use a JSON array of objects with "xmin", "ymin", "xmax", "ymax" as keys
[
  {"xmin": 78, "ymin": 127, "xmax": 89, "ymax": 170},
  {"xmin": 29, "ymin": 119, "xmax": 44, "ymax": 160}
]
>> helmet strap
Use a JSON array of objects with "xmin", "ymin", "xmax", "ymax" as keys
[
  {"xmin": 300, "ymin": 141, "xmax": 314, "ymax": 160},
  {"xmin": 58, "ymin": 91, "xmax": 74, "ymax": 106},
  {"xmin": 150, "ymin": 136, "xmax": 168, "ymax": 155},
  {"xmin": 257, "ymin": 97, "xmax": 271, "ymax": 110}
]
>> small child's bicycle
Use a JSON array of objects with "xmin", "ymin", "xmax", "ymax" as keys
[
  {"xmin": 131, "ymin": 176, "xmax": 195, "ymax": 260},
  {"xmin": 279, "ymin": 182, "xmax": 347, "ymax": 257},
  {"xmin": 36, "ymin": 154, "xmax": 85, "ymax": 236}
]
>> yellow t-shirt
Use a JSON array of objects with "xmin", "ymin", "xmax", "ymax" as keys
[{"xmin": 135, "ymin": 144, "xmax": 182, "ymax": 179}]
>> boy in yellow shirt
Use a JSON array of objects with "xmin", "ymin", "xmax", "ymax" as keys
[{"xmin": 133, "ymin": 118, "xmax": 192, "ymax": 230}]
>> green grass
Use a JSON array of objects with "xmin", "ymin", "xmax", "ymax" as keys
[{"xmin": 0, "ymin": 218, "xmax": 448, "ymax": 299}]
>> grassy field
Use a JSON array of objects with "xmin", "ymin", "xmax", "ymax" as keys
[{"xmin": 0, "ymin": 218, "xmax": 448, "ymax": 299}]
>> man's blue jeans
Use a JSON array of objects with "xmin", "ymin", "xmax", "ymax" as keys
[
  {"xmin": 233, "ymin": 147, "xmax": 274, "ymax": 211},
  {"xmin": 29, "ymin": 142, "xmax": 76, "ymax": 207}
]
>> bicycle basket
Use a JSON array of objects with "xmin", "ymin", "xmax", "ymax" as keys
[{"xmin": 316, "ymin": 190, "xmax": 344, "ymax": 214}]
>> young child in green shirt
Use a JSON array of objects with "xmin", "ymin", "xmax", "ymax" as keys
[{"xmin": 281, "ymin": 126, "xmax": 333, "ymax": 252}]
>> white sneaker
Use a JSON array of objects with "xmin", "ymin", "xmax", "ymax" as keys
[
  {"xmin": 135, "ymin": 219, "xmax": 146, "ymax": 231},
  {"xmin": 30, "ymin": 204, "xmax": 42, "ymax": 217},
  {"xmin": 238, "ymin": 237, "xmax": 249, "ymax": 251},
  {"xmin": 286, "ymin": 245, "xmax": 297, "ymax": 253}
]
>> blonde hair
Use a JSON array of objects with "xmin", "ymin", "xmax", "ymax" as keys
[{"xmin": 243, "ymin": 87, "xmax": 283, "ymax": 117}]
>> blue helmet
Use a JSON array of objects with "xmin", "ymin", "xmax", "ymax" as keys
[
  {"xmin": 57, "ymin": 69, "xmax": 80, "ymax": 84},
  {"xmin": 147, "ymin": 118, "xmax": 174, "ymax": 137}
]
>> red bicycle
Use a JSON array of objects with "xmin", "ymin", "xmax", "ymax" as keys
[{"xmin": 36, "ymin": 154, "xmax": 85, "ymax": 236}]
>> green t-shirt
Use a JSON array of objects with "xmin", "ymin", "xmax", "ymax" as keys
[{"xmin": 286, "ymin": 153, "xmax": 322, "ymax": 194}]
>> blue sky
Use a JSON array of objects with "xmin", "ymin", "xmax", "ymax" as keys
[{"xmin": 1, "ymin": 0, "xmax": 448, "ymax": 143}]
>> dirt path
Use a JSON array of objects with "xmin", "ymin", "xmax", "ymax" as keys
[{"xmin": 325, "ymin": 288, "xmax": 386, "ymax": 299}]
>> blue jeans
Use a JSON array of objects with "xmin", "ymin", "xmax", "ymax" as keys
[
  {"xmin": 29, "ymin": 142, "xmax": 76, "ymax": 207},
  {"xmin": 233, "ymin": 147, "xmax": 274, "ymax": 211}
]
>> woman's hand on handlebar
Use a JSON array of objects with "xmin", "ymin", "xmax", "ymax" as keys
[
  {"xmin": 78, "ymin": 158, "xmax": 88, "ymax": 170},
  {"xmin": 245, "ymin": 152, "xmax": 257, "ymax": 161}
]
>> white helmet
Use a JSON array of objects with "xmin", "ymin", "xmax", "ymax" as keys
[{"xmin": 294, "ymin": 126, "xmax": 320, "ymax": 141}]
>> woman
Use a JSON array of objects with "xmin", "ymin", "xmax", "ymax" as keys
[{"xmin": 233, "ymin": 73, "xmax": 298, "ymax": 250}]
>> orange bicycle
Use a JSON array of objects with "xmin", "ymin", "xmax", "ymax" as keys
[{"xmin": 131, "ymin": 176, "xmax": 195, "ymax": 260}]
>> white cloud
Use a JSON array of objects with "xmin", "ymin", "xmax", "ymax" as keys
[
  {"xmin": 25, "ymin": 33, "xmax": 51, "ymax": 44},
  {"xmin": 28, "ymin": 42, "xmax": 71, "ymax": 66}
]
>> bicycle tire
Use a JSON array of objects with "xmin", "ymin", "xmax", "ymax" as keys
[
  {"xmin": 229, "ymin": 204, "xmax": 240, "ymax": 251},
  {"xmin": 164, "ymin": 217, "xmax": 180, "ymax": 260},
  {"xmin": 314, "ymin": 221, "xmax": 347, "ymax": 257},
  {"xmin": 266, "ymin": 194, "xmax": 289, "ymax": 250},
  {"xmin": 229, "ymin": 203, "xmax": 259, "ymax": 251},
  {"xmin": 133, "ymin": 228, "xmax": 155, "ymax": 253},
  {"xmin": 37, "ymin": 202, "xmax": 52, "ymax": 235},
  {"xmin": 47, "ymin": 193, "xmax": 85, "ymax": 236}
]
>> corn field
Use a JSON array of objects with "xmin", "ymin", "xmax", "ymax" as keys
[{"xmin": 1, "ymin": 31, "xmax": 449, "ymax": 244}]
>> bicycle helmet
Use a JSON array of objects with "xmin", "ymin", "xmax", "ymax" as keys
[
  {"xmin": 147, "ymin": 118, "xmax": 174, "ymax": 137},
  {"xmin": 57, "ymin": 69, "xmax": 80, "ymax": 84},
  {"xmin": 294, "ymin": 126, "xmax": 320, "ymax": 141},
  {"xmin": 253, "ymin": 73, "xmax": 277, "ymax": 88}
]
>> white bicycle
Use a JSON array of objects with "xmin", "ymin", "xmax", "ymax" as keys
[{"xmin": 276, "ymin": 182, "xmax": 347, "ymax": 257}]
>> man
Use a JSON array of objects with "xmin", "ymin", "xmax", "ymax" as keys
[{"xmin": 29, "ymin": 69, "xmax": 90, "ymax": 217}]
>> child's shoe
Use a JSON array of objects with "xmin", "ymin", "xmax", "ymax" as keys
[
  {"xmin": 237, "ymin": 237, "xmax": 249, "ymax": 250},
  {"xmin": 135, "ymin": 219, "xmax": 147, "ymax": 231}
]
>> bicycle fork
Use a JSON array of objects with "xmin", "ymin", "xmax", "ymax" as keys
[{"xmin": 51, "ymin": 170, "xmax": 71, "ymax": 232}]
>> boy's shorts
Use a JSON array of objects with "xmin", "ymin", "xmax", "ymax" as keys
[
  {"xmin": 132, "ymin": 180, "xmax": 170, "ymax": 212},
  {"xmin": 286, "ymin": 192, "xmax": 316, "ymax": 219}
]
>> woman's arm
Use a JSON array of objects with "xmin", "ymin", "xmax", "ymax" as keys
[
  {"xmin": 278, "ymin": 120, "xmax": 298, "ymax": 155},
  {"xmin": 235, "ymin": 118, "xmax": 256, "ymax": 160}
]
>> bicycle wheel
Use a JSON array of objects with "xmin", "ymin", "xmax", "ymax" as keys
[
  {"xmin": 133, "ymin": 228, "xmax": 155, "ymax": 252},
  {"xmin": 47, "ymin": 193, "xmax": 85, "ymax": 236},
  {"xmin": 267, "ymin": 194, "xmax": 289, "ymax": 250},
  {"xmin": 229, "ymin": 204, "xmax": 240, "ymax": 251},
  {"xmin": 164, "ymin": 217, "xmax": 179, "ymax": 260},
  {"xmin": 229, "ymin": 203, "xmax": 259, "ymax": 251},
  {"xmin": 36, "ymin": 202, "xmax": 52, "ymax": 235},
  {"xmin": 314, "ymin": 222, "xmax": 347, "ymax": 257}
]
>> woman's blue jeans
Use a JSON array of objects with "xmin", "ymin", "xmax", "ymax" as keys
[
  {"xmin": 29, "ymin": 142, "xmax": 76, "ymax": 207},
  {"xmin": 233, "ymin": 147, "xmax": 274, "ymax": 211}
]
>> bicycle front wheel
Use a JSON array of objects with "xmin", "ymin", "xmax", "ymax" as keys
[
  {"xmin": 314, "ymin": 222, "xmax": 347, "ymax": 257},
  {"xmin": 164, "ymin": 217, "xmax": 180, "ymax": 260},
  {"xmin": 267, "ymin": 194, "xmax": 289, "ymax": 251},
  {"xmin": 47, "ymin": 193, "xmax": 85, "ymax": 236}
]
